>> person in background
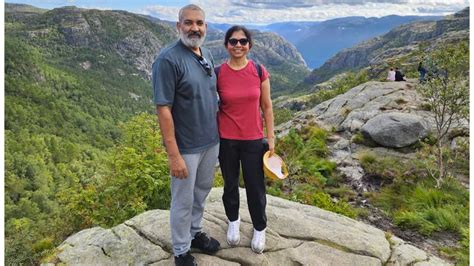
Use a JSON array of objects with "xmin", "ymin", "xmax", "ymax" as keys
[
  {"xmin": 152, "ymin": 4, "xmax": 220, "ymax": 266},
  {"xmin": 387, "ymin": 67, "xmax": 396, "ymax": 81},
  {"xmin": 418, "ymin": 61, "xmax": 427, "ymax": 83},
  {"xmin": 215, "ymin": 25, "xmax": 274, "ymax": 254},
  {"xmin": 395, "ymin": 67, "xmax": 406, "ymax": 81}
]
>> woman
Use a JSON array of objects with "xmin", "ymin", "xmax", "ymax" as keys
[
  {"xmin": 216, "ymin": 25, "xmax": 275, "ymax": 254},
  {"xmin": 387, "ymin": 67, "xmax": 396, "ymax": 81}
]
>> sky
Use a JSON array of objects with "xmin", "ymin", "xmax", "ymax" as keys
[{"xmin": 4, "ymin": 0, "xmax": 470, "ymax": 24}]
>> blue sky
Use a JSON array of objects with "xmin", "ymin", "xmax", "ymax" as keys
[{"xmin": 5, "ymin": 0, "xmax": 470, "ymax": 24}]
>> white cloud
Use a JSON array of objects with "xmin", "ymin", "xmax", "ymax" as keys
[{"xmin": 139, "ymin": 0, "xmax": 469, "ymax": 24}]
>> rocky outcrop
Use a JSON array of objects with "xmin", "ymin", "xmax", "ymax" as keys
[
  {"xmin": 47, "ymin": 188, "xmax": 450, "ymax": 265},
  {"xmin": 361, "ymin": 113, "xmax": 429, "ymax": 148},
  {"xmin": 283, "ymin": 80, "xmax": 434, "ymax": 134},
  {"xmin": 277, "ymin": 79, "xmax": 467, "ymax": 191},
  {"xmin": 251, "ymin": 31, "xmax": 307, "ymax": 66}
]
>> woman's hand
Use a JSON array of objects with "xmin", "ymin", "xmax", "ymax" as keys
[{"xmin": 268, "ymin": 137, "xmax": 275, "ymax": 155}]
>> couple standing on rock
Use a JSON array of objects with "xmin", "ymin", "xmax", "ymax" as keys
[{"xmin": 152, "ymin": 4, "xmax": 275, "ymax": 266}]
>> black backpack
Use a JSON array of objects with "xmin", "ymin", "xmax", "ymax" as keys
[{"xmin": 214, "ymin": 63, "xmax": 262, "ymax": 79}]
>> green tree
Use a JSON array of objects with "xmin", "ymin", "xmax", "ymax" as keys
[
  {"xmin": 59, "ymin": 113, "xmax": 170, "ymax": 228},
  {"xmin": 417, "ymin": 42, "xmax": 469, "ymax": 187}
]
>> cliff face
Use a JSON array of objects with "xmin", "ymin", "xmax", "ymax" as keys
[
  {"xmin": 48, "ymin": 188, "xmax": 451, "ymax": 265},
  {"xmin": 303, "ymin": 7, "xmax": 469, "ymax": 86}
]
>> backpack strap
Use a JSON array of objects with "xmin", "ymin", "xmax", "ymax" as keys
[
  {"xmin": 256, "ymin": 63, "xmax": 262, "ymax": 79},
  {"xmin": 214, "ymin": 65, "xmax": 221, "ymax": 78}
]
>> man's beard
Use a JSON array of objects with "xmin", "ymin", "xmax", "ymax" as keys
[{"xmin": 179, "ymin": 30, "xmax": 206, "ymax": 48}]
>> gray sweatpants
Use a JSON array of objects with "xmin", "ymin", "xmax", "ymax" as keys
[{"xmin": 170, "ymin": 143, "xmax": 219, "ymax": 256}]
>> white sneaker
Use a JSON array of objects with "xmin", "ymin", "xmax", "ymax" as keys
[
  {"xmin": 251, "ymin": 228, "xmax": 266, "ymax": 254},
  {"xmin": 227, "ymin": 218, "xmax": 240, "ymax": 246}
]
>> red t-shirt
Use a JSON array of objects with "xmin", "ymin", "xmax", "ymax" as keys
[{"xmin": 217, "ymin": 60, "xmax": 270, "ymax": 140}]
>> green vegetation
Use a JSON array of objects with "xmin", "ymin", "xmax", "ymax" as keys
[
  {"xmin": 351, "ymin": 132, "xmax": 365, "ymax": 144},
  {"xmin": 362, "ymin": 146, "xmax": 469, "ymax": 264},
  {"xmin": 440, "ymin": 228, "xmax": 469, "ymax": 266},
  {"xmin": 268, "ymin": 63, "xmax": 311, "ymax": 97},
  {"xmin": 4, "ymin": 7, "xmax": 175, "ymax": 263},
  {"xmin": 273, "ymin": 108, "xmax": 295, "ymax": 126},
  {"xmin": 5, "ymin": 4, "xmax": 469, "ymax": 265},
  {"xmin": 417, "ymin": 42, "xmax": 469, "ymax": 187},
  {"xmin": 269, "ymin": 127, "xmax": 360, "ymax": 218}
]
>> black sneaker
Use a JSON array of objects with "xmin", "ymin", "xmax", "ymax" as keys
[
  {"xmin": 174, "ymin": 251, "xmax": 197, "ymax": 266},
  {"xmin": 191, "ymin": 232, "xmax": 220, "ymax": 254}
]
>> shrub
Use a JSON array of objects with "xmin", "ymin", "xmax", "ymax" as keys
[
  {"xmin": 269, "ymin": 125, "xmax": 361, "ymax": 219},
  {"xmin": 274, "ymin": 108, "xmax": 294, "ymax": 126},
  {"xmin": 418, "ymin": 102, "xmax": 432, "ymax": 111},
  {"xmin": 358, "ymin": 151, "xmax": 376, "ymax": 166},
  {"xmin": 351, "ymin": 132, "xmax": 365, "ymax": 144}
]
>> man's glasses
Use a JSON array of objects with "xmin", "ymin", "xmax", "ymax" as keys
[
  {"xmin": 228, "ymin": 38, "xmax": 249, "ymax": 46},
  {"xmin": 198, "ymin": 56, "xmax": 212, "ymax": 77}
]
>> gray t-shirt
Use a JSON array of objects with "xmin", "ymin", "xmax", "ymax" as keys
[{"xmin": 152, "ymin": 40, "xmax": 219, "ymax": 154}]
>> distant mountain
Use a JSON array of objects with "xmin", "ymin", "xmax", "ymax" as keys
[
  {"xmin": 258, "ymin": 15, "xmax": 442, "ymax": 69},
  {"xmin": 303, "ymin": 7, "xmax": 469, "ymax": 88},
  {"xmin": 5, "ymin": 3, "xmax": 47, "ymax": 13}
]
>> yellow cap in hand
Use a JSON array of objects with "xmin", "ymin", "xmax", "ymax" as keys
[{"xmin": 263, "ymin": 151, "xmax": 289, "ymax": 180}]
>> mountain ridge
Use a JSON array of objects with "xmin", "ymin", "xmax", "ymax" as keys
[
  {"xmin": 255, "ymin": 15, "xmax": 443, "ymax": 69},
  {"xmin": 303, "ymin": 7, "xmax": 469, "ymax": 87}
]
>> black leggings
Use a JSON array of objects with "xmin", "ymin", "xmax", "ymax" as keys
[{"xmin": 219, "ymin": 138, "xmax": 267, "ymax": 231}]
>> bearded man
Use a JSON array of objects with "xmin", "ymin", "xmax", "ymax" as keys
[{"xmin": 152, "ymin": 4, "xmax": 220, "ymax": 266}]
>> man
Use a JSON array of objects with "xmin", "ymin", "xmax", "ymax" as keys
[
  {"xmin": 395, "ymin": 67, "xmax": 405, "ymax": 81},
  {"xmin": 417, "ymin": 61, "xmax": 427, "ymax": 83},
  {"xmin": 152, "ymin": 4, "xmax": 220, "ymax": 266}
]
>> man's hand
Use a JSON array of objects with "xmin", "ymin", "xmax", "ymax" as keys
[
  {"xmin": 168, "ymin": 154, "xmax": 189, "ymax": 179},
  {"xmin": 156, "ymin": 105, "xmax": 189, "ymax": 179}
]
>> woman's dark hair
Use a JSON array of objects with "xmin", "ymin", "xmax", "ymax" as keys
[{"xmin": 224, "ymin": 25, "xmax": 253, "ymax": 49}]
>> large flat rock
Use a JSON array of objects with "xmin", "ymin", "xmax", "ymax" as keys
[{"xmin": 49, "ymin": 188, "xmax": 451, "ymax": 265}]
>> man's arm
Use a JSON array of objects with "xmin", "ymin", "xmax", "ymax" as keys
[{"xmin": 156, "ymin": 105, "xmax": 188, "ymax": 179}]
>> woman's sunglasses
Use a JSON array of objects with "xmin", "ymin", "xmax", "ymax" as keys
[{"xmin": 228, "ymin": 38, "xmax": 249, "ymax": 46}]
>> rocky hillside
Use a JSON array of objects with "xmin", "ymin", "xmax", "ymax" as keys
[
  {"xmin": 303, "ymin": 7, "xmax": 469, "ymax": 86},
  {"xmin": 279, "ymin": 79, "xmax": 468, "ymax": 184},
  {"xmin": 274, "ymin": 76, "xmax": 469, "ymax": 263},
  {"xmin": 46, "ymin": 188, "xmax": 451, "ymax": 265},
  {"xmin": 6, "ymin": 4, "xmax": 177, "ymax": 78}
]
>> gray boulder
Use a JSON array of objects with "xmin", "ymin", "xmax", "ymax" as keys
[
  {"xmin": 47, "ymin": 188, "xmax": 450, "ymax": 265},
  {"xmin": 361, "ymin": 112, "xmax": 429, "ymax": 148}
]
